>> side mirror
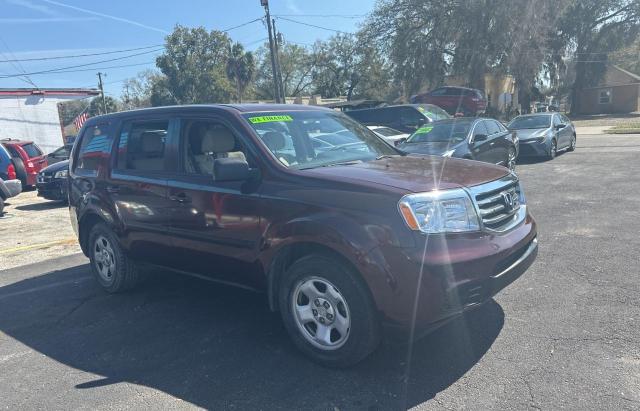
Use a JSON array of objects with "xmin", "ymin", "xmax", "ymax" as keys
[
  {"xmin": 213, "ymin": 158, "xmax": 250, "ymax": 182},
  {"xmin": 473, "ymin": 134, "xmax": 488, "ymax": 142},
  {"xmin": 555, "ymin": 124, "xmax": 566, "ymax": 130}
]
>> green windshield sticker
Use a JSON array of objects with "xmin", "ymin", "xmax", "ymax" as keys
[
  {"xmin": 416, "ymin": 126, "xmax": 433, "ymax": 134},
  {"xmin": 248, "ymin": 115, "xmax": 293, "ymax": 124},
  {"xmin": 417, "ymin": 106, "xmax": 425, "ymax": 112}
]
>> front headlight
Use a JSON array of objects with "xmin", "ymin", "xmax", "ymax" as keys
[
  {"xmin": 442, "ymin": 149, "xmax": 455, "ymax": 157},
  {"xmin": 398, "ymin": 189, "xmax": 480, "ymax": 233},
  {"xmin": 54, "ymin": 169, "xmax": 68, "ymax": 179}
]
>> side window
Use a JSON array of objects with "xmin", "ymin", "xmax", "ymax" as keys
[
  {"xmin": 429, "ymin": 88, "xmax": 447, "ymax": 96},
  {"xmin": 552, "ymin": 115, "xmax": 562, "ymax": 126},
  {"xmin": 22, "ymin": 143, "xmax": 43, "ymax": 158},
  {"xmin": 473, "ymin": 121, "xmax": 488, "ymax": 139},
  {"xmin": 484, "ymin": 120, "xmax": 501, "ymax": 135},
  {"xmin": 180, "ymin": 119, "xmax": 246, "ymax": 176},
  {"xmin": 116, "ymin": 120, "xmax": 168, "ymax": 172},
  {"xmin": 76, "ymin": 123, "xmax": 112, "ymax": 173},
  {"xmin": 399, "ymin": 108, "xmax": 423, "ymax": 126},
  {"xmin": 4, "ymin": 145, "xmax": 19, "ymax": 158}
]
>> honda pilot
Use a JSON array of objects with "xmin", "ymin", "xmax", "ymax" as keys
[{"xmin": 69, "ymin": 104, "xmax": 538, "ymax": 367}]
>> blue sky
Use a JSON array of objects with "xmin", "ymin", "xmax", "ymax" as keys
[{"xmin": 0, "ymin": 0, "xmax": 374, "ymax": 96}]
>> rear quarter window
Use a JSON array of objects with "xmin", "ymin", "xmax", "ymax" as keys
[{"xmin": 75, "ymin": 123, "xmax": 113, "ymax": 175}]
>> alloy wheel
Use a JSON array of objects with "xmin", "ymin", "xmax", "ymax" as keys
[
  {"xmin": 93, "ymin": 235, "xmax": 116, "ymax": 282},
  {"xmin": 507, "ymin": 148, "xmax": 517, "ymax": 172},
  {"xmin": 291, "ymin": 277, "xmax": 351, "ymax": 350}
]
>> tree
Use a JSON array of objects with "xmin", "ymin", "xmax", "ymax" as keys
[
  {"xmin": 154, "ymin": 25, "xmax": 234, "ymax": 104},
  {"xmin": 225, "ymin": 42, "xmax": 255, "ymax": 103},
  {"xmin": 254, "ymin": 43, "xmax": 316, "ymax": 99},
  {"xmin": 554, "ymin": 0, "xmax": 640, "ymax": 111},
  {"xmin": 122, "ymin": 69, "xmax": 164, "ymax": 109}
]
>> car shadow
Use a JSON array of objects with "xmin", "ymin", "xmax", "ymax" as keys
[
  {"xmin": 15, "ymin": 200, "xmax": 66, "ymax": 211},
  {"xmin": 0, "ymin": 262, "xmax": 504, "ymax": 410}
]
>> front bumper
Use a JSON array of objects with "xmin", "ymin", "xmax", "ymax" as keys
[
  {"xmin": 366, "ymin": 212, "xmax": 537, "ymax": 336},
  {"xmin": 518, "ymin": 139, "xmax": 549, "ymax": 157},
  {"xmin": 36, "ymin": 178, "xmax": 67, "ymax": 201}
]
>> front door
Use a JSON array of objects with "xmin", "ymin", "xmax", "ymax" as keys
[
  {"xmin": 470, "ymin": 121, "xmax": 494, "ymax": 163},
  {"xmin": 166, "ymin": 116, "xmax": 263, "ymax": 289}
]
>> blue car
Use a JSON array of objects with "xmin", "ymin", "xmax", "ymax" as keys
[{"xmin": 507, "ymin": 113, "xmax": 577, "ymax": 160}]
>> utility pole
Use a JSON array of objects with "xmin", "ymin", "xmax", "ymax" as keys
[
  {"xmin": 272, "ymin": 18, "xmax": 286, "ymax": 102},
  {"xmin": 97, "ymin": 72, "xmax": 107, "ymax": 114},
  {"xmin": 261, "ymin": 0, "xmax": 281, "ymax": 103}
]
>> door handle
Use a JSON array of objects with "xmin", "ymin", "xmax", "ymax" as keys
[{"xmin": 169, "ymin": 193, "xmax": 191, "ymax": 203}]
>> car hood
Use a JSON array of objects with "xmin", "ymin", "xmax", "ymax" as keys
[
  {"xmin": 512, "ymin": 128, "xmax": 550, "ymax": 140},
  {"xmin": 40, "ymin": 159, "xmax": 69, "ymax": 173},
  {"xmin": 397, "ymin": 141, "xmax": 458, "ymax": 155},
  {"xmin": 303, "ymin": 155, "xmax": 509, "ymax": 193}
]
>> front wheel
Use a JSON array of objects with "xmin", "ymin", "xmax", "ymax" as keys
[
  {"xmin": 506, "ymin": 147, "xmax": 517, "ymax": 172},
  {"xmin": 567, "ymin": 135, "xmax": 576, "ymax": 152},
  {"xmin": 0, "ymin": 197, "xmax": 4, "ymax": 215},
  {"xmin": 278, "ymin": 254, "xmax": 380, "ymax": 368},
  {"xmin": 547, "ymin": 139, "xmax": 557, "ymax": 160}
]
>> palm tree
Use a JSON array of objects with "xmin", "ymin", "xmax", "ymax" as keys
[{"xmin": 226, "ymin": 42, "xmax": 255, "ymax": 103}]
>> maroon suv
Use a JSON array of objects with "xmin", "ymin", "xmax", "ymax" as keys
[
  {"xmin": 69, "ymin": 105, "xmax": 537, "ymax": 367},
  {"xmin": 411, "ymin": 86, "xmax": 488, "ymax": 116}
]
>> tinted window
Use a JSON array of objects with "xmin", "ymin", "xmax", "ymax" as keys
[
  {"xmin": 473, "ymin": 121, "xmax": 489, "ymax": 138},
  {"xmin": 445, "ymin": 88, "xmax": 465, "ymax": 96},
  {"xmin": 399, "ymin": 108, "xmax": 423, "ymax": 126},
  {"xmin": 22, "ymin": 143, "xmax": 42, "ymax": 158},
  {"xmin": 116, "ymin": 120, "xmax": 168, "ymax": 171},
  {"xmin": 428, "ymin": 87, "xmax": 447, "ymax": 96},
  {"xmin": 4, "ymin": 144, "xmax": 19, "ymax": 158},
  {"xmin": 180, "ymin": 119, "xmax": 246, "ymax": 176},
  {"xmin": 405, "ymin": 119, "xmax": 473, "ymax": 143},
  {"xmin": 508, "ymin": 115, "xmax": 552, "ymax": 129},
  {"xmin": 345, "ymin": 109, "xmax": 377, "ymax": 124},
  {"xmin": 51, "ymin": 146, "xmax": 70, "ymax": 158},
  {"xmin": 484, "ymin": 120, "xmax": 501, "ymax": 135},
  {"xmin": 76, "ymin": 124, "xmax": 112, "ymax": 173}
]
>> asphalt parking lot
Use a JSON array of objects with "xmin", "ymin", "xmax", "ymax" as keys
[{"xmin": 1, "ymin": 133, "xmax": 639, "ymax": 410}]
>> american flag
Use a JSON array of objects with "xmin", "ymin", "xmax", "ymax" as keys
[{"xmin": 73, "ymin": 111, "xmax": 89, "ymax": 130}]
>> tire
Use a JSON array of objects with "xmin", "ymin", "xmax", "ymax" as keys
[
  {"xmin": 88, "ymin": 223, "xmax": 139, "ymax": 293},
  {"xmin": 547, "ymin": 139, "xmax": 557, "ymax": 160},
  {"xmin": 12, "ymin": 157, "xmax": 28, "ymax": 188},
  {"xmin": 567, "ymin": 134, "xmax": 576, "ymax": 152},
  {"xmin": 506, "ymin": 147, "xmax": 517, "ymax": 172},
  {"xmin": 0, "ymin": 197, "xmax": 4, "ymax": 215},
  {"xmin": 278, "ymin": 254, "xmax": 381, "ymax": 368}
]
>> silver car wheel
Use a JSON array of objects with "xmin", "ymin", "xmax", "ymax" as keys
[
  {"xmin": 291, "ymin": 276, "xmax": 351, "ymax": 350},
  {"xmin": 507, "ymin": 148, "xmax": 517, "ymax": 172},
  {"xmin": 93, "ymin": 235, "xmax": 116, "ymax": 282}
]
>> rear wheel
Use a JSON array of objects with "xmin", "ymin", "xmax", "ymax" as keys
[
  {"xmin": 567, "ymin": 134, "xmax": 576, "ymax": 152},
  {"xmin": 88, "ymin": 223, "xmax": 139, "ymax": 293},
  {"xmin": 278, "ymin": 254, "xmax": 380, "ymax": 368}
]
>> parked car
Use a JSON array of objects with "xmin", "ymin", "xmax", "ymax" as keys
[
  {"xmin": 36, "ymin": 160, "xmax": 69, "ymax": 202},
  {"xmin": 345, "ymin": 104, "xmax": 451, "ymax": 134},
  {"xmin": 0, "ymin": 144, "xmax": 17, "ymax": 182},
  {"xmin": 46, "ymin": 144, "xmax": 73, "ymax": 165},
  {"xmin": 397, "ymin": 118, "xmax": 518, "ymax": 172},
  {"xmin": 70, "ymin": 104, "xmax": 538, "ymax": 367},
  {"xmin": 366, "ymin": 125, "xmax": 410, "ymax": 146},
  {"xmin": 1, "ymin": 139, "xmax": 48, "ymax": 188},
  {"xmin": 0, "ymin": 177, "xmax": 22, "ymax": 215},
  {"xmin": 507, "ymin": 113, "xmax": 576, "ymax": 160},
  {"xmin": 410, "ymin": 86, "xmax": 488, "ymax": 116},
  {"xmin": 534, "ymin": 103, "xmax": 548, "ymax": 113}
]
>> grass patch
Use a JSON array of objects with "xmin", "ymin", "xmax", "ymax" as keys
[{"xmin": 606, "ymin": 121, "xmax": 640, "ymax": 134}]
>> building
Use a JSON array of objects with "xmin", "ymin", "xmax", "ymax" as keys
[
  {"xmin": 574, "ymin": 65, "xmax": 640, "ymax": 115},
  {"xmin": 0, "ymin": 88, "xmax": 99, "ymax": 153}
]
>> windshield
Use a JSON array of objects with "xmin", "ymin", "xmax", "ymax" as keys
[
  {"xmin": 405, "ymin": 119, "xmax": 473, "ymax": 143},
  {"xmin": 243, "ymin": 111, "xmax": 397, "ymax": 169},
  {"xmin": 508, "ymin": 115, "xmax": 551, "ymax": 129},
  {"xmin": 417, "ymin": 105, "xmax": 451, "ymax": 121}
]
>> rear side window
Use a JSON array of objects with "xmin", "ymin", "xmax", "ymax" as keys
[
  {"xmin": 4, "ymin": 144, "xmax": 19, "ymax": 158},
  {"xmin": 445, "ymin": 88, "xmax": 464, "ymax": 96},
  {"xmin": 22, "ymin": 143, "xmax": 42, "ymax": 158},
  {"xmin": 346, "ymin": 110, "xmax": 377, "ymax": 124},
  {"xmin": 76, "ymin": 123, "xmax": 112, "ymax": 173},
  {"xmin": 116, "ymin": 120, "xmax": 168, "ymax": 172},
  {"xmin": 428, "ymin": 88, "xmax": 447, "ymax": 96}
]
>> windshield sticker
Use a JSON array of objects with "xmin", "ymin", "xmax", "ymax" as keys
[
  {"xmin": 248, "ymin": 115, "xmax": 293, "ymax": 124},
  {"xmin": 417, "ymin": 106, "xmax": 425, "ymax": 112},
  {"xmin": 416, "ymin": 126, "xmax": 433, "ymax": 134}
]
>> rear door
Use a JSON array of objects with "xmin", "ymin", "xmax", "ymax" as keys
[
  {"xmin": 21, "ymin": 143, "xmax": 47, "ymax": 172},
  {"xmin": 165, "ymin": 114, "xmax": 263, "ymax": 289},
  {"xmin": 484, "ymin": 120, "xmax": 509, "ymax": 165},
  {"xmin": 553, "ymin": 114, "xmax": 571, "ymax": 149},
  {"xmin": 106, "ymin": 117, "xmax": 177, "ymax": 265}
]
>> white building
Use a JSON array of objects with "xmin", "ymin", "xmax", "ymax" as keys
[{"xmin": 0, "ymin": 88, "xmax": 99, "ymax": 153}]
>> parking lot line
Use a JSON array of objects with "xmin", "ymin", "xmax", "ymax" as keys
[{"xmin": 0, "ymin": 238, "xmax": 77, "ymax": 255}]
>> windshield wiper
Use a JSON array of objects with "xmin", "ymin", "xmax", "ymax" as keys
[{"xmin": 298, "ymin": 160, "xmax": 362, "ymax": 170}]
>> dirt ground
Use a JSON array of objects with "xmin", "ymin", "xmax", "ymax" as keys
[{"xmin": 0, "ymin": 189, "xmax": 81, "ymax": 271}]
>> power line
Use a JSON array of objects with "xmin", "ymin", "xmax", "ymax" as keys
[
  {"xmin": 0, "ymin": 35, "xmax": 38, "ymax": 87},
  {"xmin": 275, "ymin": 16, "xmax": 353, "ymax": 34},
  {"xmin": 0, "ymin": 48, "xmax": 163, "ymax": 78},
  {"xmin": 21, "ymin": 61, "xmax": 157, "ymax": 76},
  {"xmin": 222, "ymin": 18, "xmax": 263, "ymax": 32},
  {"xmin": 274, "ymin": 14, "xmax": 366, "ymax": 18},
  {"xmin": 0, "ymin": 44, "xmax": 163, "ymax": 63}
]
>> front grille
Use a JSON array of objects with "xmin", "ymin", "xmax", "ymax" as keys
[{"xmin": 472, "ymin": 177, "xmax": 522, "ymax": 231}]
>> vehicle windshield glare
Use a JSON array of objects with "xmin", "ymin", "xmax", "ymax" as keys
[
  {"xmin": 508, "ymin": 115, "xmax": 551, "ymax": 130},
  {"xmin": 243, "ymin": 111, "xmax": 397, "ymax": 169},
  {"xmin": 417, "ymin": 104, "xmax": 451, "ymax": 120},
  {"xmin": 405, "ymin": 119, "xmax": 473, "ymax": 143}
]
